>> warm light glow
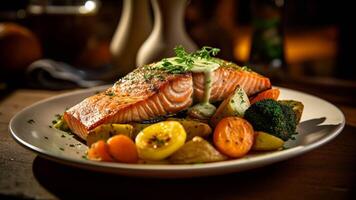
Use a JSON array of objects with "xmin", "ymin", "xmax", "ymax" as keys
[
  {"xmin": 234, "ymin": 36, "xmax": 251, "ymax": 62},
  {"xmin": 85, "ymin": 1, "xmax": 96, "ymax": 11},
  {"xmin": 233, "ymin": 28, "xmax": 252, "ymax": 62},
  {"xmin": 233, "ymin": 27, "xmax": 337, "ymax": 64},
  {"xmin": 79, "ymin": 0, "xmax": 97, "ymax": 14}
]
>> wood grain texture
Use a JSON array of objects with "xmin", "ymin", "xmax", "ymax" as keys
[{"xmin": 0, "ymin": 87, "xmax": 355, "ymax": 200}]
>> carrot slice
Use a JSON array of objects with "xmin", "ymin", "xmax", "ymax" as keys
[
  {"xmin": 87, "ymin": 140, "xmax": 114, "ymax": 162},
  {"xmin": 250, "ymin": 88, "xmax": 280, "ymax": 104},
  {"xmin": 213, "ymin": 117, "xmax": 254, "ymax": 158},
  {"xmin": 107, "ymin": 135, "xmax": 138, "ymax": 163}
]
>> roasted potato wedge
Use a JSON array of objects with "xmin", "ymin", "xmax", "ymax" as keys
[
  {"xmin": 252, "ymin": 131, "xmax": 284, "ymax": 151},
  {"xmin": 86, "ymin": 124, "xmax": 134, "ymax": 146},
  {"xmin": 211, "ymin": 87, "xmax": 250, "ymax": 126},
  {"xmin": 169, "ymin": 136, "xmax": 227, "ymax": 164},
  {"xmin": 167, "ymin": 118, "xmax": 212, "ymax": 141}
]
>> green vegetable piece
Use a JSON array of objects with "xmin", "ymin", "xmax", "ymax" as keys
[
  {"xmin": 244, "ymin": 99, "xmax": 297, "ymax": 141},
  {"xmin": 278, "ymin": 100, "xmax": 304, "ymax": 124},
  {"xmin": 53, "ymin": 117, "xmax": 70, "ymax": 132}
]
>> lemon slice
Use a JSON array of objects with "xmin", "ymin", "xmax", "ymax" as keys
[{"xmin": 135, "ymin": 121, "xmax": 187, "ymax": 161}]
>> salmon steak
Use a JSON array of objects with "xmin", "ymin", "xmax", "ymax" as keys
[{"xmin": 64, "ymin": 59, "xmax": 271, "ymax": 140}]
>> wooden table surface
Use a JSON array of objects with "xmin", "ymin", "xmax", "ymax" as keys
[{"xmin": 1, "ymin": 82, "xmax": 355, "ymax": 200}]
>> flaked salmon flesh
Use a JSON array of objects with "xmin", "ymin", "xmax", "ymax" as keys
[{"xmin": 64, "ymin": 60, "xmax": 271, "ymax": 140}]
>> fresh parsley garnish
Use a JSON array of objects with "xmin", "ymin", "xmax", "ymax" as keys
[
  {"xmin": 193, "ymin": 46, "xmax": 220, "ymax": 59},
  {"xmin": 174, "ymin": 46, "xmax": 195, "ymax": 66},
  {"xmin": 156, "ymin": 45, "xmax": 220, "ymax": 74},
  {"xmin": 27, "ymin": 119, "xmax": 35, "ymax": 124}
]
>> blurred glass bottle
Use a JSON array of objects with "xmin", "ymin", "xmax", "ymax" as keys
[{"xmin": 248, "ymin": 0, "xmax": 285, "ymax": 77}]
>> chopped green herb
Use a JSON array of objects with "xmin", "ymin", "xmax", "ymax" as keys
[
  {"xmin": 241, "ymin": 66, "xmax": 252, "ymax": 72},
  {"xmin": 192, "ymin": 46, "xmax": 220, "ymax": 60},
  {"xmin": 282, "ymin": 146, "xmax": 289, "ymax": 150},
  {"xmin": 69, "ymin": 144, "xmax": 75, "ymax": 147},
  {"xmin": 155, "ymin": 45, "xmax": 221, "ymax": 74},
  {"xmin": 55, "ymin": 114, "xmax": 62, "ymax": 120},
  {"xmin": 59, "ymin": 147, "xmax": 65, "ymax": 151},
  {"xmin": 174, "ymin": 46, "xmax": 195, "ymax": 66},
  {"xmin": 44, "ymin": 136, "xmax": 48, "ymax": 140},
  {"xmin": 49, "ymin": 125, "xmax": 52, "ymax": 128},
  {"xmin": 27, "ymin": 119, "xmax": 35, "ymax": 124},
  {"xmin": 156, "ymin": 74, "xmax": 165, "ymax": 81},
  {"xmin": 53, "ymin": 114, "xmax": 70, "ymax": 133},
  {"xmin": 143, "ymin": 73, "xmax": 154, "ymax": 81},
  {"xmin": 105, "ymin": 91, "xmax": 115, "ymax": 96}
]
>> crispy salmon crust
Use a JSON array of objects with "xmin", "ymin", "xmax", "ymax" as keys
[{"xmin": 64, "ymin": 61, "xmax": 271, "ymax": 140}]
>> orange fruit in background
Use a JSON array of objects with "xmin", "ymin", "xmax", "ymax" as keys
[{"xmin": 0, "ymin": 22, "xmax": 42, "ymax": 71}]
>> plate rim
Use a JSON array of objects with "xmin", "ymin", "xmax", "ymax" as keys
[{"xmin": 8, "ymin": 86, "xmax": 346, "ymax": 174}]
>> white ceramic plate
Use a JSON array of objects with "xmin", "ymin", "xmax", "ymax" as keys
[{"xmin": 9, "ymin": 86, "xmax": 345, "ymax": 178}]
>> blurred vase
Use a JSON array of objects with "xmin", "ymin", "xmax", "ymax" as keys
[
  {"xmin": 110, "ymin": 0, "xmax": 152, "ymax": 77},
  {"xmin": 136, "ymin": 0, "xmax": 197, "ymax": 66}
]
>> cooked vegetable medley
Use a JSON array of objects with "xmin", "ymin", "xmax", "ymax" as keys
[
  {"xmin": 55, "ymin": 87, "xmax": 303, "ymax": 164},
  {"xmin": 53, "ymin": 46, "xmax": 304, "ymax": 164}
]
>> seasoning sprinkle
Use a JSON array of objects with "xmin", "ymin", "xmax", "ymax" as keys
[{"xmin": 105, "ymin": 91, "xmax": 115, "ymax": 96}]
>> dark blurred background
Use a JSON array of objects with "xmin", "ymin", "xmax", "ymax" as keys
[{"xmin": 0, "ymin": 0, "xmax": 355, "ymax": 91}]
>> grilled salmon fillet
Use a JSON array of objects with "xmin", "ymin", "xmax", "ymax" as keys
[{"xmin": 64, "ymin": 60, "xmax": 271, "ymax": 140}]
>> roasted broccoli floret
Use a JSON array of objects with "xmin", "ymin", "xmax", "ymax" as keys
[
  {"xmin": 244, "ymin": 99, "xmax": 297, "ymax": 141},
  {"xmin": 278, "ymin": 100, "xmax": 304, "ymax": 124}
]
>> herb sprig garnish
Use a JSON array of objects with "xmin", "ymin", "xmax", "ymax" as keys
[
  {"xmin": 173, "ymin": 46, "xmax": 195, "ymax": 67},
  {"xmin": 192, "ymin": 46, "xmax": 220, "ymax": 59},
  {"xmin": 159, "ymin": 58, "xmax": 191, "ymax": 74},
  {"xmin": 156, "ymin": 45, "xmax": 220, "ymax": 74}
]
